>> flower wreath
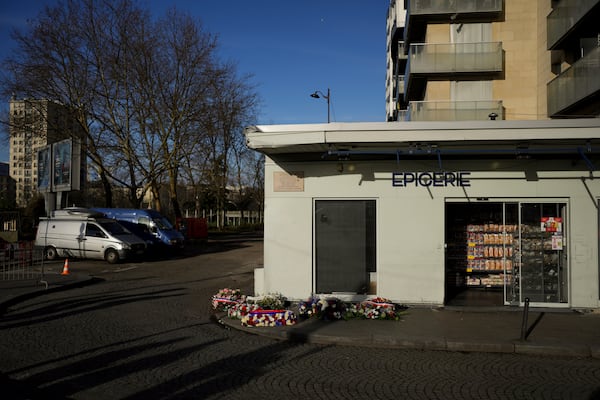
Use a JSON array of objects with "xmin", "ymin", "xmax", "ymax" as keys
[
  {"xmin": 241, "ymin": 309, "xmax": 297, "ymax": 327},
  {"xmin": 352, "ymin": 297, "xmax": 405, "ymax": 320},
  {"xmin": 298, "ymin": 297, "xmax": 347, "ymax": 320},
  {"xmin": 211, "ymin": 288, "xmax": 246, "ymax": 312}
]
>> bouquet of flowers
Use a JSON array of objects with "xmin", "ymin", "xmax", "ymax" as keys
[
  {"xmin": 298, "ymin": 296, "xmax": 347, "ymax": 320},
  {"xmin": 352, "ymin": 297, "xmax": 406, "ymax": 320},
  {"xmin": 211, "ymin": 288, "xmax": 246, "ymax": 312},
  {"xmin": 248, "ymin": 293, "xmax": 287, "ymax": 310},
  {"xmin": 241, "ymin": 309, "xmax": 297, "ymax": 327},
  {"xmin": 227, "ymin": 302, "xmax": 261, "ymax": 319}
]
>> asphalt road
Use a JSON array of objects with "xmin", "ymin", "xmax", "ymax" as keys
[{"xmin": 1, "ymin": 232, "xmax": 599, "ymax": 400}]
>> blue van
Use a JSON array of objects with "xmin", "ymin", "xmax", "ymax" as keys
[{"xmin": 92, "ymin": 208, "xmax": 185, "ymax": 250}]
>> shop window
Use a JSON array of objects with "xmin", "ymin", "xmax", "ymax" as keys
[
  {"xmin": 519, "ymin": 203, "xmax": 568, "ymax": 304},
  {"xmin": 445, "ymin": 200, "xmax": 568, "ymax": 306}
]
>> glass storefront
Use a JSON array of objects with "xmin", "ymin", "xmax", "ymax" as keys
[{"xmin": 445, "ymin": 200, "xmax": 568, "ymax": 307}]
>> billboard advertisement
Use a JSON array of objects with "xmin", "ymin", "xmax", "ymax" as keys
[
  {"xmin": 52, "ymin": 139, "xmax": 72, "ymax": 191},
  {"xmin": 37, "ymin": 145, "xmax": 51, "ymax": 192}
]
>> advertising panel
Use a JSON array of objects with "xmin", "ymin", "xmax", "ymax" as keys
[
  {"xmin": 37, "ymin": 145, "xmax": 51, "ymax": 191},
  {"xmin": 52, "ymin": 139, "xmax": 72, "ymax": 191}
]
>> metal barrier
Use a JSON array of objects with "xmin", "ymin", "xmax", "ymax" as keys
[{"xmin": 1, "ymin": 242, "xmax": 45, "ymax": 282}]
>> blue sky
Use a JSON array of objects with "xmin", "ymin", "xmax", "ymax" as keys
[{"xmin": 0, "ymin": 0, "xmax": 390, "ymax": 162}]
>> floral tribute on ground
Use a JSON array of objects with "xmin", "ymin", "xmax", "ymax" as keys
[
  {"xmin": 297, "ymin": 297, "xmax": 348, "ymax": 320},
  {"xmin": 349, "ymin": 297, "xmax": 407, "ymax": 321},
  {"xmin": 211, "ymin": 288, "xmax": 246, "ymax": 312},
  {"xmin": 241, "ymin": 309, "xmax": 297, "ymax": 327},
  {"xmin": 212, "ymin": 289, "xmax": 407, "ymax": 327},
  {"xmin": 297, "ymin": 296, "xmax": 407, "ymax": 321},
  {"xmin": 212, "ymin": 290, "xmax": 297, "ymax": 327}
]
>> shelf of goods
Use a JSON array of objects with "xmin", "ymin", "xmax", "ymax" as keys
[
  {"xmin": 464, "ymin": 223, "xmax": 517, "ymax": 288},
  {"xmin": 519, "ymin": 224, "xmax": 561, "ymax": 303}
]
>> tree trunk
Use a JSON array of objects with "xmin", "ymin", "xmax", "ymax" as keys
[
  {"xmin": 151, "ymin": 184, "xmax": 161, "ymax": 211},
  {"xmin": 100, "ymin": 169, "xmax": 113, "ymax": 208}
]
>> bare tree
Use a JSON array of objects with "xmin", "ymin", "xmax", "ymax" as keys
[
  {"xmin": 0, "ymin": 0, "xmax": 149, "ymax": 207},
  {"xmin": 137, "ymin": 9, "xmax": 219, "ymax": 217},
  {"xmin": 1, "ymin": 0, "xmax": 260, "ymax": 221},
  {"xmin": 199, "ymin": 63, "xmax": 259, "ymax": 227},
  {"xmin": 231, "ymin": 140, "xmax": 264, "ymax": 224}
]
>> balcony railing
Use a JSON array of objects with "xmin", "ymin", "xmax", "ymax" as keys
[
  {"xmin": 409, "ymin": 0, "xmax": 503, "ymax": 16},
  {"xmin": 547, "ymin": 0, "xmax": 599, "ymax": 49},
  {"xmin": 398, "ymin": 41, "xmax": 407, "ymax": 60},
  {"xmin": 397, "ymin": 109, "xmax": 410, "ymax": 121},
  {"xmin": 408, "ymin": 42, "xmax": 504, "ymax": 74},
  {"xmin": 547, "ymin": 45, "xmax": 600, "ymax": 117},
  {"xmin": 394, "ymin": 74, "xmax": 406, "ymax": 97},
  {"xmin": 405, "ymin": 100, "xmax": 505, "ymax": 121},
  {"xmin": 405, "ymin": 0, "xmax": 504, "ymax": 43}
]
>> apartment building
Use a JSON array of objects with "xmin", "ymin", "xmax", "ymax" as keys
[
  {"xmin": 243, "ymin": 0, "xmax": 600, "ymax": 310},
  {"xmin": 9, "ymin": 97, "xmax": 86, "ymax": 207},
  {"xmin": 386, "ymin": 0, "xmax": 600, "ymax": 121},
  {"xmin": 547, "ymin": 0, "xmax": 600, "ymax": 118},
  {"xmin": 0, "ymin": 162, "xmax": 16, "ymax": 209}
]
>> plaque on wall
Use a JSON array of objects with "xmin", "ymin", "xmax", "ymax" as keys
[{"xmin": 273, "ymin": 171, "xmax": 304, "ymax": 192}]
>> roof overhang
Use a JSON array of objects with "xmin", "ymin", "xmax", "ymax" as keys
[
  {"xmin": 245, "ymin": 120, "xmax": 600, "ymax": 153},
  {"xmin": 245, "ymin": 119, "xmax": 600, "ymax": 170}
]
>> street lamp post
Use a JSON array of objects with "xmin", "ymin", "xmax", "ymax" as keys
[{"xmin": 310, "ymin": 88, "xmax": 331, "ymax": 123}]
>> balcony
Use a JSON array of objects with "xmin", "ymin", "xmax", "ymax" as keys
[
  {"xmin": 405, "ymin": 42, "xmax": 504, "ymax": 100},
  {"xmin": 405, "ymin": 0, "xmax": 504, "ymax": 44},
  {"xmin": 547, "ymin": 0, "xmax": 600, "ymax": 50},
  {"xmin": 547, "ymin": 46, "xmax": 600, "ymax": 117},
  {"xmin": 392, "ymin": 41, "xmax": 408, "ymax": 64},
  {"xmin": 404, "ymin": 100, "xmax": 504, "ymax": 121},
  {"xmin": 394, "ymin": 74, "xmax": 406, "ymax": 98}
]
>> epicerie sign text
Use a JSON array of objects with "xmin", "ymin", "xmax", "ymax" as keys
[{"xmin": 392, "ymin": 171, "xmax": 471, "ymax": 187}]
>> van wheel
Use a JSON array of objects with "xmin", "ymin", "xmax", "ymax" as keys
[
  {"xmin": 105, "ymin": 249, "xmax": 119, "ymax": 264},
  {"xmin": 45, "ymin": 246, "xmax": 58, "ymax": 261}
]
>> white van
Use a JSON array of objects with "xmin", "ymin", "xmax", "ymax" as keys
[{"xmin": 35, "ymin": 208, "xmax": 146, "ymax": 264}]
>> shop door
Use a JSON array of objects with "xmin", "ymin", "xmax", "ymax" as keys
[
  {"xmin": 315, "ymin": 200, "xmax": 376, "ymax": 294},
  {"xmin": 519, "ymin": 203, "xmax": 568, "ymax": 304},
  {"xmin": 445, "ymin": 202, "xmax": 518, "ymax": 306}
]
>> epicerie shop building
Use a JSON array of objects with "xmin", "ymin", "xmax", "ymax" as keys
[{"xmin": 245, "ymin": 119, "xmax": 600, "ymax": 310}]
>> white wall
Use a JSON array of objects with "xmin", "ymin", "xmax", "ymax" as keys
[{"xmin": 261, "ymin": 156, "xmax": 600, "ymax": 308}]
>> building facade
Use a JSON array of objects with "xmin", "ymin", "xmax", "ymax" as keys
[
  {"xmin": 386, "ymin": 0, "xmax": 600, "ymax": 122},
  {"xmin": 9, "ymin": 98, "xmax": 86, "ymax": 208},
  {"xmin": 0, "ymin": 162, "xmax": 16, "ymax": 209},
  {"xmin": 246, "ymin": 120, "xmax": 600, "ymax": 310},
  {"xmin": 246, "ymin": 1, "xmax": 600, "ymax": 311}
]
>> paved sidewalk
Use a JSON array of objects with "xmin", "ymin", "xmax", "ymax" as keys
[
  {"xmin": 2, "ymin": 270, "xmax": 599, "ymax": 358},
  {"xmin": 217, "ymin": 306, "xmax": 600, "ymax": 358}
]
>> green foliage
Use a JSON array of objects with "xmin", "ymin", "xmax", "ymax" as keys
[{"xmin": 253, "ymin": 293, "xmax": 286, "ymax": 310}]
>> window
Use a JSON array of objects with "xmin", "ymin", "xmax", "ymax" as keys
[{"xmin": 86, "ymin": 224, "xmax": 106, "ymax": 238}]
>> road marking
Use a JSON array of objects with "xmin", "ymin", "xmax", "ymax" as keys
[{"xmin": 112, "ymin": 266, "xmax": 139, "ymax": 273}]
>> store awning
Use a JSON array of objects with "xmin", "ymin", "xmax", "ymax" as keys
[{"xmin": 245, "ymin": 119, "xmax": 600, "ymax": 155}]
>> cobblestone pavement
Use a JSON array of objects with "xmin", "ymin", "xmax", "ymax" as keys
[{"xmin": 1, "ymin": 233, "xmax": 599, "ymax": 400}]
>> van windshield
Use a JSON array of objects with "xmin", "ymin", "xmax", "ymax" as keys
[
  {"xmin": 99, "ymin": 221, "xmax": 131, "ymax": 236},
  {"xmin": 153, "ymin": 217, "xmax": 174, "ymax": 230}
]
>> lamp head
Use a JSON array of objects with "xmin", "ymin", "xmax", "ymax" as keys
[{"xmin": 310, "ymin": 91, "xmax": 320, "ymax": 99}]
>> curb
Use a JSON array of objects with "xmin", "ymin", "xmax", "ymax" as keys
[{"xmin": 215, "ymin": 314, "xmax": 599, "ymax": 358}]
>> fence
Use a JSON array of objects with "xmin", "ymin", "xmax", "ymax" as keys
[
  {"xmin": 1, "ymin": 241, "xmax": 45, "ymax": 282},
  {"xmin": 199, "ymin": 210, "xmax": 263, "ymax": 227}
]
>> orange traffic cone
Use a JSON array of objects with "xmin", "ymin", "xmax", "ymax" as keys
[{"xmin": 61, "ymin": 259, "xmax": 70, "ymax": 275}]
